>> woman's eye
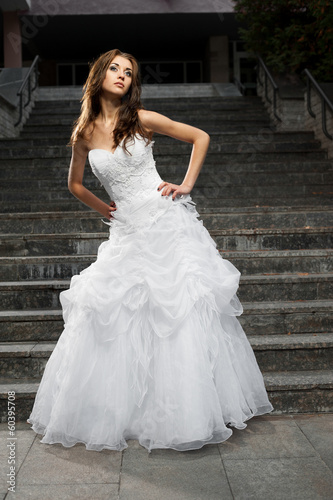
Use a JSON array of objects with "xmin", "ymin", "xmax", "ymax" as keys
[{"xmin": 109, "ymin": 66, "xmax": 132, "ymax": 77}]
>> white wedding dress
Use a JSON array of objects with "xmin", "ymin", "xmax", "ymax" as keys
[{"xmin": 27, "ymin": 134, "xmax": 273, "ymax": 452}]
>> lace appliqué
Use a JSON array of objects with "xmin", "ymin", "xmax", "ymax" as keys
[
  {"xmin": 88, "ymin": 136, "xmax": 200, "ymax": 234},
  {"xmin": 89, "ymin": 140, "xmax": 162, "ymax": 204}
]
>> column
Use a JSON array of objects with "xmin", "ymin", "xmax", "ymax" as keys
[
  {"xmin": 3, "ymin": 11, "xmax": 22, "ymax": 67},
  {"xmin": 208, "ymin": 35, "xmax": 229, "ymax": 83}
]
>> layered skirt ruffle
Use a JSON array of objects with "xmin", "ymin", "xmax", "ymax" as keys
[{"xmin": 27, "ymin": 187, "xmax": 273, "ymax": 452}]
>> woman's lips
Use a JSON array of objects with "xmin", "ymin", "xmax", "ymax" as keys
[{"xmin": 115, "ymin": 83, "xmax": 124, "ymax": 88}]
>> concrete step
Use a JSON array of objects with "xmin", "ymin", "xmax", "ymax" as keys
[
  {"xmin": 239, "ymin": 300, "xmax": 333, "ymax": 335},
  {"xmin": 0, "ymin": 341, "xmax": 53, "ymax": 379},
  {"xmin": 0, "ymin": 255, "xmax": 95, "ymax": 281},
  {"xmin": 250, "ymin": 333, "xmax": 333, "ymax": 371},
  {"xmin": 1, "ymin": 226, "xmax": 332, "ymax": 256},
  {"xmin": 1, "ymin": 249, "xmax": 332, "ymax": 282},
  {"xmin": 0, "ymin": 211, "xmax": 105, "ymax": 234},
  {"xmin": 1, "ymin": 160, "xmax": 332, "ymax": 181},
  {"xmin": 33, "ymin": 97, "xmax": 266, "ymax": 110},
  {"xmin": 140, "ymin": 96, "xmax": 264, "ymax": 108},
  {"xmin": 2, "ymin": 145, "xmax": 327, "ymax": 162},
  {"xmin": 212, "ymin": 226, "xmax": 333, "ymax": 251},
  {"xmin": 34, "ymin": 95, "xmax": 265, "ymax": 109},
  {"xmin": 19, "ymin": 122, "xmax": 277, "ymax": 135},
  {"xmin": 29, "ymin": 110, "xmax": 269, "ymax": 124},
  {"xmin": 0, "ymin": 207, "xmax": 331, "ymax": 234},
  {"xmin": 203, "ymin": 207, "xmax": 333, "ymax": 230},
  {"xmin": 141, "ymin": 97, "xmax": 265, "ymax": 109},
  {"xmin": 25, "ymin": 127, "xmax": 284, "ymax": 138},
  {"xmin": 27, "ymin": 128, "xmax": 315, "ymax": 145},
  {"xmin": 0, "ymin": 334, "xmax": 332, "ymax": 382},
  {"xmin": 0, "ymin": 142, "xmax": 324, "ymax": 160},
  {"xmin": 1, "ymin": 196, "xmax": 332, "ymax": 214},
  {"xmin": 0, "ymin": 309, "xmax": 63, "ymax": 342},
  {"xmin": 0, "ymin": 280, "xmax": 65, "ymax": 310},
  {"xmin": 23, "ymin": 113, "xmax": 272, "ymax": 125},
  {"xmin": 158, "ymin": 131, "xmax": 319, "ymax": 144},
  {"xmin": 158, "ymin": 150, "xmax": 328, "ymax": 162},
  {"xmin": 0, "ymin": 274, "xmax": 332, "ymax": 310},
  {"xmin": 1, "ymin": 368, "xmax": 331, "ymax": 421},
  {"xmin": 27, "ymin": 110, "xmax": 273, "ymax": 123},
  {"xmin": 20, "ymin": 125, "xmax": 284, "ymax": 139},
  {"xmin": 223, "ymin": 249, "xmax": 333, "ymax": 275},
  {"xmin": 2, "ymin": 171, "xmax": 332, "ymax": 193},
  {"xmin": 0, "ymin": 232, "xmax": 109, "ymax": 256},
  {"xmin": 0, "ymin": 131, "xmax": 322, "ymax": 150},
  {"xmin": 42, "ymin": 109, "xmax": 269, "ymax": 121},
  {"xmin": 2, "ymin": 181, "xmax": 333, "ymax": 204},
  {"xmin": 239, "ymin": 273, "xmax": 333, "ymax": 302},
  {"xmin": 0, "ymin": 300, "xmax": 331, "ymax": 342},
  {"xmin": 264, "ymin": 370, "xmax": 333, "ymax": 414},
  {"xmin": 32, "ymin": 101, "xmax": 267, "ymax": 114}
]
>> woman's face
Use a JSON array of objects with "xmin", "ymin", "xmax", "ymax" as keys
[{"xmin": 101, "ymin": 55, "xmax": 133, "ymax": 97}]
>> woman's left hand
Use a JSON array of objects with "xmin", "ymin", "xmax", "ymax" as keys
[{"xmin": 157, "ymin": 181, "xmax": 192, "ymax": 200}]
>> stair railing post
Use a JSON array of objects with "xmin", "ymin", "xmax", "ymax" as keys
[
  {"xmin": 24, "ymin": 75, "xmax": 31, "ymax": 109},
  {"xmin": 15, "ymin": 93, "xmax": 23, "ymax": 128},
  {"xmin": 14, "ymin": 55, "xmax": 39, "ymax": 127},
  {"xmin": 304, "ymin": 68, "xmax": 333, "ymax": 141},
  {"xmin": 256, "ymin": 62, "xmax": 263, "ymax": 87},
  {"xmin": 257, "ymin": 55, "xmax": 281, "ymax": 122},
  {"xmin": 264, "ymin": 71, "xmax": 270, "ymax": 103},
  {"xmin": 322, "ymin": 100, "xmax": 332, "ymax": 140},
  {"xmin": 306, "ymin": 75, "xmax": 316, "ymax": 118},
  {"xmin": 33, "ymin": 61, "xmax": 39, "ymax": 92}
]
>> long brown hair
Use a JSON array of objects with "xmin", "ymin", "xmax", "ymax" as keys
[{"xmin": 69, "ymin": 48, "xmax": 151, "ymax": 155}]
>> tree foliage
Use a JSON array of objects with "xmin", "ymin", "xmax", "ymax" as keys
[{"xmin": 234, "ymin": 0, "xmax": 333, "ymax": 82}]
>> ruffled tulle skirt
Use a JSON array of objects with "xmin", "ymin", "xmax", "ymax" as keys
[{"xmin": 27, "ymin": 187, "xmax": 273, "ymax": 452}]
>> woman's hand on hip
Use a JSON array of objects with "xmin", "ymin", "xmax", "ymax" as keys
[
  {"xmin": 108, "ymin": 200, "xmax": 117, "ymax": 219},
  {"xmin": 157, "ymin": 182, "xmax": 192, "ymax": 200}
]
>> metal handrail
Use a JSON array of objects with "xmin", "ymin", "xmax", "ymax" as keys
[
  {"xmin": 233, "ymin": 77, "xmax": 246, "ymax": 95},
  {"xmin": 304, "ymin": 68, "xmax": 333, "ymax": 141},
  {"xmin": 14, "ymin": 55, "xmax": 39, "ymax": 127},
  {"xmin": 256, "ymin": 56, "xmax": 281, "ymax": 121}
]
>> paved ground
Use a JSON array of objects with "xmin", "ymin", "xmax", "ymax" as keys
[{"xmin": 1, "ymin": 414, "xmax": 332, "ymax": 499}]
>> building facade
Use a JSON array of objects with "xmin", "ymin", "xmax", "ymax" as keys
[{"xmin": 0, "ymin": 0, "xmax": 255, "ymax": 88}]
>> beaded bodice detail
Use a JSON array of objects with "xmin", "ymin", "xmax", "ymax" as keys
[{"xmin": 88, "ymin": 135, "xmax": 163, "ymax": 205}]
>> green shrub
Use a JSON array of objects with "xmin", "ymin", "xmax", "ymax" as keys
[{"xmin": 234, "ymin": 0, "xmax": 333, "ymax": 82}]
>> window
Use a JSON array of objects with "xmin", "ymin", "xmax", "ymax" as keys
[
  {"xmin": 57, "ymin": 63, "xmax": 89, "ymax": 86},
  {"xmin": 140, "ymin": 61, "xmax": 202, "ymax": 84}
]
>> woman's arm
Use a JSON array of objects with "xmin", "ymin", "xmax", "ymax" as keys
[
  {"xmin": 138, "ymin": 109, "xmax": 210, "ymax": 200},
  {"xmin": 68, "ymin": 138, "xmax": 117, "ymax": 219}
]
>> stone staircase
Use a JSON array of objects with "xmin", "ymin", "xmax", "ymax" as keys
[{"xmin": 0, "ymin": 90, "xmax": 332, "ymax": 421}]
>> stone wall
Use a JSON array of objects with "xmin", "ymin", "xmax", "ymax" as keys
[{"xmin": 304, "ymin": 89, "xmax": 333, "ymax": 159}]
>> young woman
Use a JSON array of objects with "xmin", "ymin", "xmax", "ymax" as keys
[{"xmin": 27, "ymin": 49, "xmax": 273, "ymax": 453}]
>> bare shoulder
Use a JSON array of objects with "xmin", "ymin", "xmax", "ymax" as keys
[
  {"xmin": 71, "ymin": 134, "xmax": 89, "ymax": 161},
  {"xmin": 137, "ymin": 108, "xmax": 210, "ymax": 144},
  {"xmin": 71, "ymin": 122, "xmax": 95, "ymax": 157},
  {"xmin": 137, "ymin": 108, "xmax": 174, "ymax": 134},
  {"xmin": 81, "ymin": 122, "xmax": 95, "ymax": 146},
  {"xmin": 137, "ymin": 109, "xmax": 152, "ymax": 120},
  {"xmin": 138, "ymin": 108, "xmax": 165, "ymax": 122},
  {"xmin": 137, "ymin": 109, "xmax": 158, "ymax": 133}
]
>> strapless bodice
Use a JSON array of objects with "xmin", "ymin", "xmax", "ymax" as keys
[{"xmin": 88, "ymin": 135, "xmax": 163, "ymax": 205}]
